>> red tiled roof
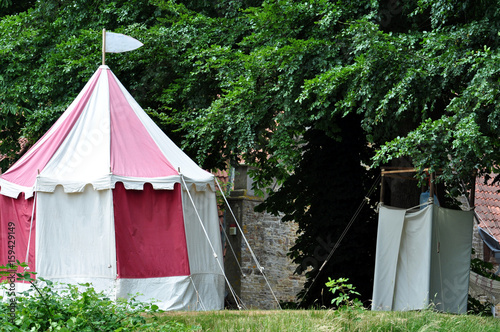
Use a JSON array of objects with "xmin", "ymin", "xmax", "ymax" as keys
[{"xmin": 476, "ymin": 176, "xmax": 500, "ymax": 241}]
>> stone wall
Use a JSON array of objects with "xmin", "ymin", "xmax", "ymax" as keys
[{"xmin": 223, "ymin": 166, "xmax": 305, "ymax": 309}]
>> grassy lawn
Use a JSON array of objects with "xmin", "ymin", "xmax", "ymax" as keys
[{"xmin": 152, "ymin": 309, "xmax": 500, "ymax": 332}]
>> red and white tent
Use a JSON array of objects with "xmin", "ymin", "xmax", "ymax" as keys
[{"xmin": 0, "ymin": 65, "xmax": 224, "ymax": 310}]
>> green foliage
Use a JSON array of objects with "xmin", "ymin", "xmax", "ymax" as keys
[
  {"xmin": 0, "ymin": 262, "xmax": 193, "ymax": 331},
  {"xmin": 325, "ymin": 277, "xmax": 363, "ymax": 310},
  {"xmin": 467, "ymin": 295, "xmax": 494, "ymax": 317},
  {"xmin": 4, "ymin": 1, "xmax": 500, "ymax": 200},
  {"xmin": 470, "ymin": 256, "xmax": 500, "ymax": 282},
  {"xmin": 467, "ymin": 249, "xmax": 496, "ymax": 317}
]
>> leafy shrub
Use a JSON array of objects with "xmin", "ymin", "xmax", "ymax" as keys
[
  {"xmin": 470, "ymin": 257, "xmax": 500, "ymax": 282},
  {"xmin": 0, "ymin": 261, "xmax": 194, "ymax": 331},
  {"xmin": 467, "ymin": 294, "xmax": 493, "ymax": 317},
  {"xmin": 467, "ymin": 249, "xmax": 497, "ymax": 316},
  {"xmin": 325, "ymin": 277, "xmax": 363, "ymax": 310}
]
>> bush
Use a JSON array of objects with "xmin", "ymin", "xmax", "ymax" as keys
[
  {"xmin": 1, "ymin": 262, "xmax": 194, "ymax": 331},
  {"xmin": 325, "ymin": 277, "xmax": 363, "ymax": 311}
]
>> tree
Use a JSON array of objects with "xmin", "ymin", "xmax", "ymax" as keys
[
  {"xmin": 299, "ymin": 0, "xmax": 500, "ymax": 196},
  {"xmin": 170, "ymin": 0, "xmax": 382, "ymax": 306},
  {"xmin": 0, "ymin": 0, "xmax": 36, "ymax": 17},
  {"xmin": 258, "ymin": 116, "xmax": 379, "ymax": 306}
]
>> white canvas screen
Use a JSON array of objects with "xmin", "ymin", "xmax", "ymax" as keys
[
  {"xmin": 372, "ymin": 205, "xmax": 433, "ymax": 311},
  {"xmin": 373, "ymin": 204, "xmax": 474, "ymax": 314},
  {"xmin": 430, "ymin": 207, "xmax": 473, "ymax": 313},
  {"xmin": 393, "ymin": 206, "xmax": 433, "ymax": 310},
  {"xmin": 371, "ymin": 205, "xmax": 406, "ymax": 310}
]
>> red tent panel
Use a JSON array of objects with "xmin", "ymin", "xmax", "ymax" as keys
[
  {"xmin": 108, "ymin": 71, "xmax": 178, "ymax": 178},
  {"xmin": 0, "ymin": 193, "xmax": 36, "ymax": 279},
  {"xmin": 113, "ymin": 182, "xmax": 190, "ymax": 278}
]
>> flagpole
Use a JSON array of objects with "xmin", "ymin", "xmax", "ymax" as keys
[{"xmin": 102, "ymin": 28, "xmax": 106, "ymax": 66}]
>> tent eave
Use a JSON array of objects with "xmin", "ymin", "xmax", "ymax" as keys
[
  {"xmin": 0, "ymin": 177, "xmax": 34, "ymax": 199},
  {"xmin": 31, "ymin": 174, "xmax": 216, "ymax": 194}
]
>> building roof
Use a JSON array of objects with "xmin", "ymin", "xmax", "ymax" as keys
[{"xmin": 475, "ymin": 176, "xmax": 500, "ymax": 242}]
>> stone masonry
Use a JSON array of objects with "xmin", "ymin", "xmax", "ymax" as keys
[{"xmin": 223, "ymin": 165, "xmax": 305, "ymax": 309}]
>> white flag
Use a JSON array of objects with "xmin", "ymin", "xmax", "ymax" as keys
[{"xmin": 105, "ymin": 32, "xmax": 143, "ymax": 53}]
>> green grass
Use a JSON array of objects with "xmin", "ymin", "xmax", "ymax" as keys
[{"xmin": 150, "ymin": 309, "xmax": 500, "ymax": 332}]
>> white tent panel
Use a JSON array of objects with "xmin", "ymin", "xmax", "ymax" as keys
[
  {"xmin": 115, "ymin": 274, "xmax": 223, "ymax": 311},
  {"xmin": 116, "ymin": 276, "xmax": 194, "ymax": 310},
  {"xmin": 190, "ymin": 273, "xmax": 225, "ymax": 310},
  {"xmin": 430, "ymin": 207, "xmax": 473, "ymax": 313},
  {"xmin": 182, "ymin": 186, "xmax": 223, "ymax": 275},
  {"xmin": 36, "ymin": 185, "xmax": 116, "ymax": 280},
  {"xmin": 371, "ymin": 206, "xmax": 406, "ymax": 311},
  {"xmin": 393, "ymin": 206, "xmax": 433, "ymax": 310},
  {"xmin": 43, "ymin": 277, "xmax": 117, "ymax": 297},
  {"xmin": 181, "ymin": 186, "xmax": 225, "ymax": 310},
  {"xmin": 41, "ymin": 71, "xmax": 110, "ymax": 183}
]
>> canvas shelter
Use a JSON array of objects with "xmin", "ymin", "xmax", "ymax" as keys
[
  {"xmin": 372, "ymin": 169, "xmax": 474, "ymax": 314},
  {"xmin": 372, "ymin": 204, "xmax": 474, "ymax": 313},
  {"xmin": 0, "ymin": 65, "xmax": 224, "ymax": 310}
]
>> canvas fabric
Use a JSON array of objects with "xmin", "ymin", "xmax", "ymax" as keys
[
  {"xmin": 372, "ymin": 204, "xmax": 473, "ymax": 314},
  {"xmin": 33, "ymin": 184, "xmax": 224, "ymax": 310},
  {"xmin": 430, "ymin": 207, "xmax": 473, "ymax": 313},
  {"xmin": 0, "ymin": 193, "xmax": 36, "ymax": 275},
  {"xmin": 113, "ymin": 182, "xmax": 190, "ymax": 278}
]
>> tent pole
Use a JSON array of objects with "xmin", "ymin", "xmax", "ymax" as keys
[
  {"xmin": 429, "ymin": 172, "xmax": 435, "ymax": 204},
  {"xmin": 380, "ymin": 169, "xmax": 385, "ymax": 205},
  {"xmin": 102, "ymin": 29, "xmax": 106, "ymax": 66}
]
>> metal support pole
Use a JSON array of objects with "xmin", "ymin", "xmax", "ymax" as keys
[{"xmin": 102, "ymin": 29, "xmax": 106, "ymax": 65}]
